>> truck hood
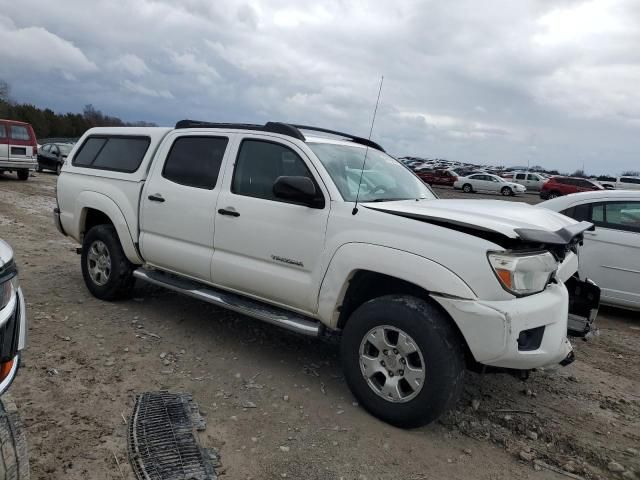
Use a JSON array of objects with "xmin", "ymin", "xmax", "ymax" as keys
[{"xmin": 364, "ymin": 199, "xmax": 592, "ymax": 250}]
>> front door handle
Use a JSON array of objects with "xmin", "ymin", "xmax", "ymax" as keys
[
  {"xmin": 148, "ymin": 194, "xmax": 165, "ymax": 202},
  {"xmin": 218, "ymin": 208, "xmax": 240, "ymax": 217}
]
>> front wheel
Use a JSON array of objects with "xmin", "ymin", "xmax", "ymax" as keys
[
  {"xmin": 341, "ymin": 295, "xmax": 465, "ymax": 428},
  {"xmin": 501, "ymin": 186, "xmax": 513, "ymax": 196},
  {"xmin": 81, "ymin": 224, "xmax": 134, "ymax": 300},
  {"xmin": 16, "ymin": 170, "xmax": 28, "ymax": 181},
  {"xmin": 56, "ymin": 163, "xmax": 62, "ymax": 176},
  {"xmin": 462, "ymin": 184, "xmax": 473, "ymax": 193}
]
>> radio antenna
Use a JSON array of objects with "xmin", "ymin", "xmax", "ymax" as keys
[{"xmin": 352, "ymin": 75, "xmax": 384, "ymax": 215}]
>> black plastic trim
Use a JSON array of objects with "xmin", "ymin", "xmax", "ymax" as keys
[
  {"xmin": 175, "ymin": 120, "xmax": 305, "ymax": 141},
  {"xmin": 292, "ymin": 125, "xmax": 385, "ymax": 152}
]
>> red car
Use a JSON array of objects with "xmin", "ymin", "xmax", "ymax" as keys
[
  {"xmin": 417, "ymin": 169, "xmax": 457, "ymax": 186},
  {"xmin": 539, "ymin": 176, "xmax": 603, "ymax": 199}
]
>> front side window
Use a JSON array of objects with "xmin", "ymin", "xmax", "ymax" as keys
[
  {"xmin": 42, "ymin": 144, "xmax": 51, "ymax": 153},
  {"xmin": 10, "ymin": 125, "xmax": 30, "ymax": 141},
  {"xmin": 163, "ymin": 136, "xmax": 228, "ymax": 189},
  {"xmin": 308, "ymin": 142, "xmax": 435, "ymax": 202},
  {"xmin": 527, "ymin": 174, "xmax": 538, "ymax": 180},
  {"xmin": 72, "ymin": 136, "xmax": 150, "ymax": 172},
  {"xmin": 0, "ymin": 125, "xmax": 6, "ymax": 138},
  {"xmin": 232, "ymin": 139, "xmax": 317, "ymax": 202}
]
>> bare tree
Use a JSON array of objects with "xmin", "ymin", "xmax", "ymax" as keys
[{"xmin": 0, "ymin": 79, "xmax": 9, "ymax": 102}]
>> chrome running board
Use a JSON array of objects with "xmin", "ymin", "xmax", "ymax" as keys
[{"xmin": 133, "ymin": 268, "xmax": 321, "ymax": 337}]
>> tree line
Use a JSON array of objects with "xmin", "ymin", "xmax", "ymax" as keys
[{"xmin": 0, "ymin": 79, "xmax": 156, "ymax": 139}]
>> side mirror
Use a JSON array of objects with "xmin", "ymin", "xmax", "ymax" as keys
[{"xmin": 273, "ymin": 176, "xmax": 324, "ymax": 208}]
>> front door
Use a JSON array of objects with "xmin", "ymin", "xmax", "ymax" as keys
[
  {"xmin": 212, "ymin": 136, "xmax": 330, "ymax": 313},
  {"xmin": 580, "ymin": 201, "xmax": 640, "ymax": 308},
  {"xmin": 139, "ymin": 133, "xmax": 232, "ymax": 282}
]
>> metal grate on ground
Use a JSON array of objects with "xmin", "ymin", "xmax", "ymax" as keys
[{"xmin": 128, "ymin": 391, "xmax": 217, "ymax": 480}]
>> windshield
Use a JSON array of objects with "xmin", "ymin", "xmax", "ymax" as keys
[{"xmin": 308, "ymin": 142, "xmax": 435, "ymax": 202}]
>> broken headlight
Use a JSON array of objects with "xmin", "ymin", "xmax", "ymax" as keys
[{"xmin": 488, "ymin": 251, "xmax": 557, "ymax": 296}]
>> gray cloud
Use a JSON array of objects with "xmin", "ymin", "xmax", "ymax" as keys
[{"xmin": 0, "ymin": 0, "xmax": 639, "ymax": 174}]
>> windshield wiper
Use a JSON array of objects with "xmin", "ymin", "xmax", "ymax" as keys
[{"xmin": 369, "ymin": 198, "xmax": 410, "ymax": 202}]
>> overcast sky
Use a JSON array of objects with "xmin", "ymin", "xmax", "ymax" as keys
[{"xmin": 1, "ymin": 0, "xmax": 639, "ymax": 174}]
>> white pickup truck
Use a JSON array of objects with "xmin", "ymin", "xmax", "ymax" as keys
[{"xmin": 54, "ymin": 121, "xmax": 599, "ymax": 427}]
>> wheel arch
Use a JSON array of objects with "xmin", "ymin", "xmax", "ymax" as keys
[
  {"xmin": 76, "ymin": 192, "xmax": 143, "ymax": 264},
  {"xmin": 317, "ymin": 243, "xmax": 476, "ymax": 329}
]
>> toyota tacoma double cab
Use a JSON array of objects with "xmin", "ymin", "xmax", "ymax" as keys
[{"xmin": 54, "ymin": 121, "xmax": 599, "ymax": 427}]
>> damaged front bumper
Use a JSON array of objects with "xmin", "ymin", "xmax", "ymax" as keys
[{"xmin": 565, "ymin": 276, "xmax": 600, "ymax": 337}]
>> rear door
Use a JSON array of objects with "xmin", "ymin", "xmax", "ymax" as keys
[
  {"xmin": 139, "ymin": 132, "xmax": 232, "ymax": 282},
  {"xmin": 579, "ymin": 201, "xmax": 640, "ymax": 308},
  {"xmin": 212, "ymin": 135, "xmax": 330, "ymax": 312},
  {"xmin": 469, "ymin": 174, "xmax": 489, "ymax": 191},
  {"xmin": 7, "ymin": 123, "xmax": 33, "ymax": 163},
  {"xmin": 514, "ymin": 173, "xmax": 526, "ymax": 188},
  {"xmin": 0, "ymin": 122, "xmax": 7, "ymax": 164}
]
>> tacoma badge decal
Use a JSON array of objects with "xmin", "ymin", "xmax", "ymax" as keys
[{"xmin": 271, "ymin": 255, "xmax": 304, "ymax": 268}]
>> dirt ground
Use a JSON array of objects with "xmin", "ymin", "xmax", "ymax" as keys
[{"xmin": 1, "ymin": 173, "xmax": 638, "ymax": 480}]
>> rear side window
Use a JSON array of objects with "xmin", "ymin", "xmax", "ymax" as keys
[
  {"xmin": 162, "ymin": 136, "xmax": 228, "ymax": 189},
  {"xmin": 232, "ymin": 139, "xmax": 315, "ymax": 202},
  {"xmin": 10, "ymin": 125, "xmax": 30, "ymax": 140},
  {"xmin": 0, "ymin": 125, "xmax": 5, "ymax": 138},
  {"xmin": 72, "ymin": 136, "xmax": 150, "ymax": 172},
  {"xmin": 516, "ymin": 173, "xmax": 525, "ymax": 180}
]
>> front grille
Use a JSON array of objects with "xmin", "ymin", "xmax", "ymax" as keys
[{"xmin": 128, "ymin": 391, "xmax": 217, "ymax": 480}]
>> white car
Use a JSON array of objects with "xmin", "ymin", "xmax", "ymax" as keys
[
  {"xmin": 540, "ymin": 190, "xmax": 640, "ymax": 310},
  {"xmin": 55, "ymin": 121, "xmax": 598, "ymax": 427},
  {"xmin": 0, "ymin": 239, "xmax": 27, "ymax": 394},
  {"xmin": 598, "ymin": 176, "xmax": 640, "ymax": 191},
  {"xmin": 510, "ymin": 172, "xmax": 548, "ymax": 192},
  {"xmin": 454, "ymin": 173, "xmax": 526, "ymax": 196}
]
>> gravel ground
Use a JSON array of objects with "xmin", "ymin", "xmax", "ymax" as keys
[{"xmin": 1, "ymin": 173, "xmax": 638, "ymax": 480}]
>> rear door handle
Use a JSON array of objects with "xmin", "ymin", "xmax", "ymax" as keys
[
  {"xmin": 148, "ymin": 194, "xmax": 165, "ymax": 203},
  {"xmin": 218, "ymin": 208, "xmax": 240, "ymax": 217}
]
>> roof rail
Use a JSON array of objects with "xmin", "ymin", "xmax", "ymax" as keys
[
  {"xmin": 174, "ymin": 120, "xmax": 385, "ymax": 152},
  {"xmin": 292, "ymin": 125, "xmax": 385, "ymax": 152},
  {"xmin": 174, "ymin": 120, "xmax": 305, "ymax": 141}
]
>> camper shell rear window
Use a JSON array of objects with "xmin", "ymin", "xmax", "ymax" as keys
[{"xmin": 72, "ymin": 135, "xmax": 150, "ymax": 173}]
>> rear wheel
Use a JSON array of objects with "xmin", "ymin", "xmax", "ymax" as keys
[
  {"xmin": 547, "ymin": 191, "xmax": 560, "ymax": 199},
  {"xmin": 462, "ymin": 184, "xmax": 473, "ymax": 193},
  {"xmin": 81, "ymin": 224, "xmax": 134, "ymax": 300},
  {"xmin": 340, "ymin": 295, "xmax": 465, "ymax": 428},
  {"xmin": 35, "ymin": 163, "xmax": 42, "ymax": 173},
  {"xmin": 16, "ymin": 170, "xmax": 28, "ymax": 181},
  {"xmin": 501, "ymin": 186, "xmax": 513, "ymax": 196}
]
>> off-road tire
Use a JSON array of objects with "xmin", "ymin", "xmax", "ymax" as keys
[
  {"xmin": 340, "ymin": 295, "xmax": 465, "ymax": 428},
  {"xmin": 462, "ymin": 184, "xmax": 473, "ymax": 193},
  {"xmin": 501, "ymin": 186, "xmax": 513, "ymax": 196},
  {"xmin": 16, "ymin": 170, "xmax": 28, "ymax": 181},
  {"xmin": 0, "ymin": 398, "xmax": 30, "ymax": 480},
  {"xmin": 81, "ymin": 224, "xmax": 134, "ymax": 300}
]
